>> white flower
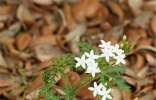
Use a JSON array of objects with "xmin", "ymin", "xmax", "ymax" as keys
[
  {"xmin": 85, "ymin": 62, "xmax": 101, "ymax": 77},
  {"xmin": 99, "ymin": 40, "xmax": 111, "ymax": 49},
  {"xmin": 112, "ymin": 44, "xmax": 124, "ymax": 55},
  {"xmin": 85, "ymin": 50, "xmax": 99, "ymax": 61},
  {"xmin": 99, "ymin": 87, "xmax": 112, "ymax": 100},
  {"xmin": 88, "ymin": 82, "xmax": 103, "ymax": 97},
  {"xmin": 75, "ymin": 54, "xmax": 86, "ymax": 69},
  {"xmin": 100, "ymin": 48, "xmax": 115, "ymax": 62},
  {"xmin": 113, "ymin": 53, "xmax": 126, "ymax": 65}
]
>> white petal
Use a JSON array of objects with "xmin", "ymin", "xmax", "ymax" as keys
[
  {"xmin": 121, "ymin": 59, "xmax": 126, "ymax": 65},
  {"xmin": 102, "ymin": 96, "xmax": 106, "ymax": 100},
  {"xmin": 93, "ymin": 91, "xmax": 97, "ymax": 97},
  {"xmin": 88, "ymin": 87, "xmax": 95, "ymax": 91},
  {"xmin": 106, "ymin": 95, "xmax": 112, "ymax": 99}
]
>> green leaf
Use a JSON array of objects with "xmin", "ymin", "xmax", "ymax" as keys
[
  {"xmin": 104, "ymin": 65, "xmax": 126, "ymax": 74},
  {"xmin": 42, "ymin": 68, "xmax": 58, "ymax": 84},
  {"xmin": 105, "ymin": 74, "xmax": 131, "ymax": 93},
  {"xmin": 39, "ymin": 86, "xmax": 60, "ymax": 100},
  {"xmin": 63, "ymin": 84, "xmax": 76, "ymax": 100},
  {"xmin": 76, "ymin": 41, "xmax": 92, "ymax": 52}
]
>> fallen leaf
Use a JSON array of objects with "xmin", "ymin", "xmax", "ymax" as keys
[{"xmin": 16, "ymin": 33, "xmax": 32, "ymax": 51}]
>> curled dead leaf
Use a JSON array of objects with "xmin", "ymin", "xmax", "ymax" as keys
[
  {"xmin": 34, "ymin": 45, "xmax": 64, "ymax": 61},
  {"xmin": 128, "ymin": 0, "xmax": 143, "ymax": 16},
  {"xmin": 136, "ymin": 65, "xmax": 149, "ymax": 79},
  {"xmin": 33, "ymin": 0, "xmax": 53, "ymax": 6},
  {"xmin": 142, "ymin": 1, "xmax": 156, "ymax": 11},
  {"xmin": 0, "ymin": 22, "xmax": 21, "ymax": 39},
  {"xmin": 145, "ymin": 53, "xmax": 156, "ymax": 67},
  {"xmin": 150, "ymin": 15, "xmax": 156, "ymax": 36},
  {"xmin": 17, "ymin": 4, "xmax": 35, "ymax": 27},
  {"xmin": 108, "ymin": 1, "xmax": 124, "ymax": 23},
  {"xmin": 0, "ymin": 5, "xmax": 14, "ymax": 15},
  {"xmin": 29, "ymin": 35, "xmax": 57, "ymax": 49},
  {"xmin": 16, "ymin": 33, "xmax": 32, "ymax": 51},
  {"xmin": 0, "ymin": 79, "xmax": 11, "ymax": 87},
  {"xmin": 33, "ymin": 60, "xmax": 52, "ymax": 73},
  {"xmin": 112, "ymin": 86, "xmax": 122, "ymax": 100},
  {"xmin": 63, "ymin": 3, "xmax": 77, "ymax": 30},
  {"xmin": 40, "ymin": 25, "xmax": 52, "ymax": 36}
]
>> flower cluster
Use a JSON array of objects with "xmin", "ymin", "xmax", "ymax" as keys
[
  {"xmin": 75, "ymin": 40, "xmax": 127, "ymax": 99},
  {"xmin": 99, "ymin": 40, "xmax": 126, "ymax": 65},
  {"xmin": 88, "ymin": 82, "xmax": 112, "ymax": 100},
  {"xmin": 75, "ymin": 40, "xmax": 126, "ymax": 78}
]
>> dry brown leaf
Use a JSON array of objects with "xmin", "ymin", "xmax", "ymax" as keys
[
  {"xmin": 16, "ymin": 33, "xmax": 32, "ymax": 51},
  {"xmin": 33, "ymin": 0, "xmax": 53, "ymax": 6},
  {"xmin": 0, "ymin": 85, "xmax": 14, "ymax": 94},
  {"xmin": 85, "ymin": 0, "xmax": 101, "ymax": 19},
  {"xmin": 77, "ymin": 84, "xmax": 95, "ymax": 99},
  {"xmin": 131, "ymin": 53, "xmax": 145, "ymax": 72},
  {"xmin": 112, "ymin": 86, "xmax": 122, "ymax": 100},
  {"xmin": 128, "ymin": 0, "xmax": 143, "ymax": 16},
  {"xmin": 29, "ymin": 73, "xmax": 43, "ymax": 92},
  {"xmin": 138, "ymin": 91, "xmax": 154, "ymax": 100},
  {"xmin": 0, "ymin": 53, "xmax": 7, "ymax": 67},
  {"xmin": 145, "ymin": 53, "xmax": 156, "ymax": 67},
  {"xmin": 122, "ymin": 90, "xmax": 132, "ymax": 100},
  {"xmin": 133, "ymin": 11, "xmax": 153, "ymax": 29},
  {"xmin": 0, "ymin": 79, "xmax": 11, "ymax": 87},
  {"xmin": 25, "ymin": 89, "xmax": 40, "ymax": 100},
  {"xmin": 136, "ymin": 65, "xmax": 149, "ymax": 79},
  {"xmin": 150, "ymin": 15, "xmax": 156, "ymax": 35},
  {"xmin": 108, "ymin": 1, "xmax": 124, "ymax": 23},
  {"xmin": 35, "ymin": 45, "xmax": 64, "ymax": 61},
  {"xmin": 142, "ymin": 1, "xmax": 156, "ymax": 11},
  {"xmin": 64, "ymin": 23, "xmax": 86, "ymax": 53},
  {"xmin": 33, "ymin": 60, "xmax": 52, "ymax": 73},
  {"xmin": 17, "ymin": 4, "xmax": 35, "ymax": 26},
  {"xmin": 40, "ymin": 25, "xmax": 52, "ymax": 36},
  {"xmin": 63, "ymin": 3, "xmax": 77, "ymax": 30},
  {"xmin": 0, "ymin": 22, "xmax": 21, "ymax": 39},
  {"xmin": 0, "ymin": 5, "xmax": 14, "ymax": 15}
]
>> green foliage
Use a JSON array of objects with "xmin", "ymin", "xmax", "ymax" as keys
[
  {"xmin": 76, "ymin": 41, "xmax": 92, "ymax": 52},
  {"xmin": 105, "ymin": 74, "xmax": 131, "ymax": 93},
  {"xmin": 121, "ymin": 36, "xmax": 132, "ymax": 54},
  {"xmin": 39, "ymin": 86, "xmax": 60, "ymax": 100},
  {"xmin": 63, "ymin": 84, "xmax": 76, "ymax": 100},
  {"xmin": 40, "ymin": 38, "xmax": 132, "ymax": 99},
  {"xmin": 104, "ymin": 65, "xmax": 126, "ymax": 74}
]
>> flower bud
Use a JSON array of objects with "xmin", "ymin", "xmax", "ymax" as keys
[
  {"xmin": 134, "ymin": 97, "xmax": 138, "ymax": 100},
  {"xmin": 110, "ymin": 89, "xmax": 113, "ymax": 94},
  {"xmin": 104, "ymin": 82, "xmax": 107, "ymax": 86},
  {"xmin": 109, "ymin": 78, "xmax": 112, "ymax": 81},
  {"xmin": 120, "ymin": 43, "xmax": 124, "ymax": 48},
  {"xmin": 123, "ymin": 35, "xmax": 127, "ymax": 40}
]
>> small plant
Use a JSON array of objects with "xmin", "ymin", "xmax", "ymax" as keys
[{"xmin": 39, "ymin": 35, "xmax": 132, "ymax": 100}]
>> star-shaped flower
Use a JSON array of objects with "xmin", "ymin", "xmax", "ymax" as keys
[
  {"xmin": 85, "ymin": 50, "xmax": 99, "ymax": 62},
  {"xmin": 99, "ymin": 87, "xmax": 112, "ymax": 100},
  {"xmin": 88, "ymin": 82, "xmax": 103, "ymax": 97},
  {"xmin": 85, "ymin": 62, "xmax": 101, "ymax": 77},
  {"xmin": 111, "ymin": 44, "xmax": 124, "ymax": 55},
  {"xmin": 98, "ymin": 40, "xmax": 111, "ymax": 49},
  {"xmin": 75, "ymin": 54, "xmax": 86, "ymax": 69},
  {"xmin": 113, "ymin": 53, "xmax": 126, "ymax": 65},
  {"xmin": 100, "ymin": 48, "xmax": 115, "ymax": 62}
]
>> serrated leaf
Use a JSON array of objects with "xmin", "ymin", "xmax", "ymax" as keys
[
  {"xmin": 76, "ymin": 41, "xmax": 92, "ymax": 52},
  {"xmin": 104, "ymin": 74, "xmax": 131, "ymax": 93},
  {"xmin": 104, "ymin": 65, "xmax": 126, "ymax": 74},
  {"xmin": 39, "ymin": 86, "xmax": 60, "ymax": 100},
  {"xmin": 63, "ymin": 84, "xmax": 76, "ymax": 100}
]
